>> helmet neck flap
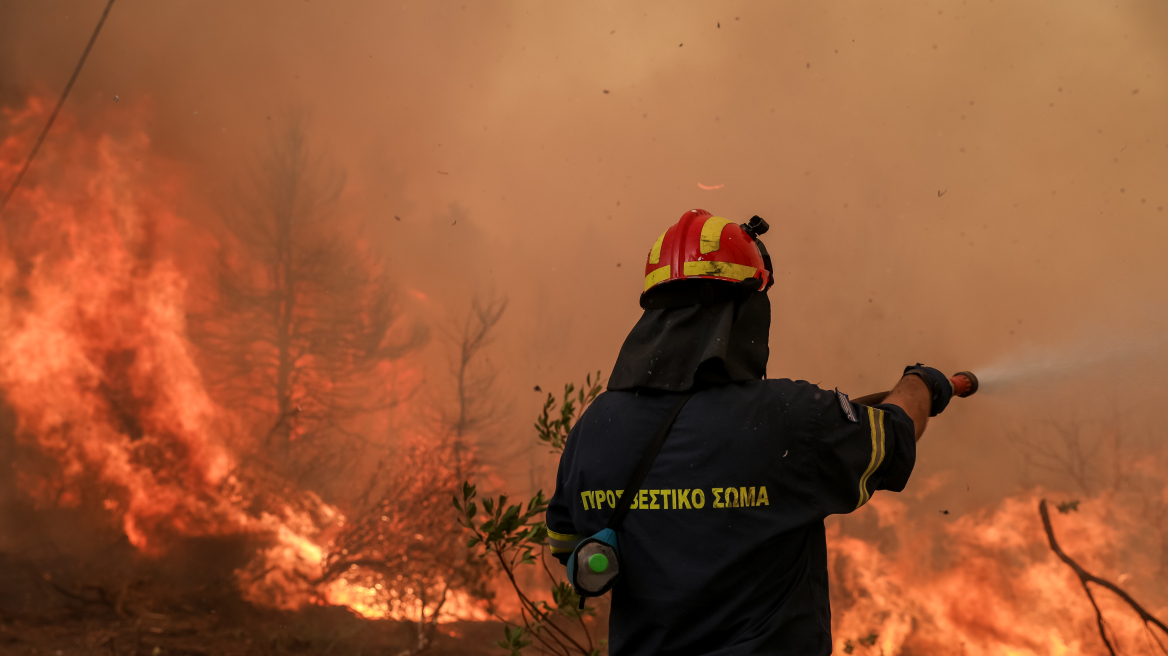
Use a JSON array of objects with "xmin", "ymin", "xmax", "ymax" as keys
[{"xmin": 608, "ymin": 278, "xmax": 770, "ymax": 392}]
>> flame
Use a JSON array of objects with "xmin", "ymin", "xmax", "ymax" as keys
[
  {"xmin": 829, "ymin": 491, "xmax": 1168, "ymax": 654},
  {"xmin": 0, "ymin": 96, "xmax": 484, "ymax": 623},
  {"xmin": 0, "ymin": 96, "xmax": 240, "ymax": 554},
  {"xmin": 324, "ymin": 577, "xmax": 490, "ymax": 622}
]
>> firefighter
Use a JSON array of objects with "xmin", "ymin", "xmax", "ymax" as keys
[{"xmin": 546, "ymin": 209, "xmax": 952, "ymax": 655}]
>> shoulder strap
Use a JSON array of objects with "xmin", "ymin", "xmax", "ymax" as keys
[{"xmin": 606, "ymin": 392, "xmax": 694, "ymax": 530}]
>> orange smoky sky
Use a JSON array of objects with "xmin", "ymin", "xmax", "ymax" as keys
[{"xmin": 3, "ymin": 0, "xmax": 1168, "ymax": 512}]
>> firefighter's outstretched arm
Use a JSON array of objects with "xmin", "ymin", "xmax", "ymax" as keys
[{"xmin": 880, "ymin": 374, "xmax": 931, "ymax": 441}]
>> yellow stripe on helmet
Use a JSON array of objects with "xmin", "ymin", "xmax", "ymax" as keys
[
  {"xmin": 648, "ymin": 230, "xmax": 667, "ymax": 264},
  {"xmin": 699, "ymin": 216, "xmax": 735, "ymax": 254},
  {"xmin": 682, "ymin": 260, "xmax": 757, "ymax": 281},
  {"xmin": 644, "ymin": 264, "xmax": 672, "ymax": 291}
]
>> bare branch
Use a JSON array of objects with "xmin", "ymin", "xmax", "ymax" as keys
[{"xmin": 1039, "ymin": 499, "xmax": 1168, "ymax": 655}]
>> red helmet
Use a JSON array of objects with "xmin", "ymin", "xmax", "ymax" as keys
[{"xmin": 642, "ymin": 209, "xmax": 771, "ymax": 296}]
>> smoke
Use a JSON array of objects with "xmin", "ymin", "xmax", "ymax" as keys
[{"xmin": 3, "ymin": 0, "xmax": 1168, "ymax": 638}]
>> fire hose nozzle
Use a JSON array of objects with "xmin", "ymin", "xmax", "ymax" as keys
[
  {"xmin": 950, "ymin": 371, "xmax": 979, "ymax": 398},
  {"xmin": 851, "ymin": 370, "xmax": 980, "ymax": 407}
]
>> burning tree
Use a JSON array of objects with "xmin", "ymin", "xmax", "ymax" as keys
[
  {"xmin": 316, "ymin": 296, "xmax": 509, "ymax": 653},
  {"xmin": 190, "ymin": 114, "xmax": 427, "ymax": 500},
  {"xmin": 445, "ymin": 295, "xmax": 508, "ymax": 480}
]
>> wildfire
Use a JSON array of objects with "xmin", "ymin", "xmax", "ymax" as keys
[
  {"xmin": 0, "ymin": 96, "xmax": 483, "ymax": 623},
  {"xmin": 2, "ymin": 95, "xmax": 1165, "ymax": 647}
]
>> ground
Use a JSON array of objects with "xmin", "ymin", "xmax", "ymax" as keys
[{"xmin": 0, "ymin": 611, "xmax": 505, "ymax": 656}]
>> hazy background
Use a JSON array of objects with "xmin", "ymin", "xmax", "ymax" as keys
[{"xmin": 3, "ymin": 0, "xmax": 1167, "ymax": 516}]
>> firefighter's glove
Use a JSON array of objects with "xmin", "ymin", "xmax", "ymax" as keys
[{"xmin": 902, "ymin": 364, "xmax": 953, "ymax": 417}]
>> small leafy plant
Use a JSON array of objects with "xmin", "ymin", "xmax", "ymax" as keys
[{"xmin": 456, "ymin": 373, "xmax": 604, "ymax": 656}]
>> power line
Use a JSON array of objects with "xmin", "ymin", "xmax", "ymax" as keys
[{"xmin": 0, "ymin": 0, "xmax": 117, "ymax": 218}]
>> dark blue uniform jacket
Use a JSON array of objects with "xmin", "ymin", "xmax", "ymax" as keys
[{"xmin": 545, "ymin": 379, "xmax": 916, "ymax": 656}]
